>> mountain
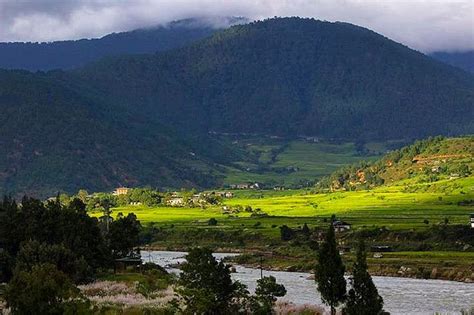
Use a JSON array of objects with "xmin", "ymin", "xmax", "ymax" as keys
[
  {"xmin": 0, "ymin": 69, "xmax": 247, "ymax": 197},
  {"xmin": 72, "ymin": 17, "xmax": 474, "ymax": 140},
  {"xmin": 0, "ymin": 17, "xmax": 243, "ymax": 71},
  {"xmin": 0, "ymin": 17, "xmax": 473, "ymax": 197},
  {"xmin": 315, "ymin": 136, "xmax": 474, "ymax": 192},
  {"xmin": 430, "ymin": 51, "xmax": 474, "ymax": 73}
]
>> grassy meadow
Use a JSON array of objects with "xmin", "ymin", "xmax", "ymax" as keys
[{"xmin": 219, "ymin": 137, "xmax": 387, "ymax": 186}]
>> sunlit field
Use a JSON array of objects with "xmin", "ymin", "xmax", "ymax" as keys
[{"xmin": 95, "ymin": 177, "xmax": 473, "ymax": 232}]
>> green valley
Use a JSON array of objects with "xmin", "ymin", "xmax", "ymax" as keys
[{"xmin": 78, "ymin": 136, "xmax": 474, "ymax": 282}]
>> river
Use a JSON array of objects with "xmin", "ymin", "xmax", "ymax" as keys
[{"xmin": 142, "ymin": 250, "xmax": 474, "ymax": 315}]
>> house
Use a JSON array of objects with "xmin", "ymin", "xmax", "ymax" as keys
[
  {"xmin": 470, "ymin": 214, "xmax": 474, "ymax": 229},
  {"xmin": 332, "ymin": 220, "xmax": 351, "ymax": 232},
  {"xmin": 215, "ymin": 191, "xmax": 234, "ymax": 198},
  {"xmin": 167, "ymin": 197, "xmax": 184, "ymax": 207},
  {"xmin": 114, "ymin": 187, "xmax": 130, "ymax": 196},
  {"xmin": 250, "ymin": 183, "xmax": 261, "ymax": 189}
]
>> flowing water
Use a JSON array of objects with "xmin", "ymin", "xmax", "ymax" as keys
[{"xmin": 142, "ymin": 250, "xmax": 474, "ymax": 314}]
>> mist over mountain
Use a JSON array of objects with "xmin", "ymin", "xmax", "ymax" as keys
[
  {"xmin": 0, "ymin": 17, "xmax": 245, "ymax": 71},
  {"xmin": 0, "ymin": 17, "xmax": 472, "ymax": 197}
]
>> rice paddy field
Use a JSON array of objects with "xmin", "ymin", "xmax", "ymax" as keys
[
  {"xmin": 220, "ymin": 138, "xmax": 387, "ymax": 186},
  {"xmin": 100, "ymin": 177, "xmax": 474, "ymax": 232}
]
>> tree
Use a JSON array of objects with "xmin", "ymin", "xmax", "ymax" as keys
[
  {"xmin": 302, "ymin": 223, "xmax": 311, "ymax": 238},
  {"xmin": 251, "ymin": 275, "xmax": 287, "ymax": 314},
  {"xmin": 177, "ymin": 247, "xmax": 248, "ymax": 314},
  {"xmin": 15, "ymin": 240, "xmax": 91, "ymax": 283},
  {"xmin": 208, "ymin": 218, "xmax": 218, "ymax": 226},
  {"xmin": 343, "ymin": 240, "xmax": 385, "ymax": 315},
  {"xmin": 0, "ymin": 196, "xmax": 109, "ymax": 282},
  {"xmin": 315, "ymin": 222, "xmax": 346, "ymax": 315},
  {"xmin": 5, "ymin": 263, "xmax": 80, "ymax": 315},
  {"xmin": 279, "ymin": 225, "xmax": 294, "ymax": 241},
  {"xmin": 108, "ymin": 213, "xmax": 141, "ymax": 258},
  {"xmin": 77, "ymin": 189, "xmax": 89, "ymax": 203},
  {"xmin": 100, "ymin": 198, "xmax": 113, "ymax": 233}
]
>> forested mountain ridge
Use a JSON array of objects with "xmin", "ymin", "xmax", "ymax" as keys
[
  {"xmin": 0, "ymin": 17, "xmax": 245, "ymax": 71},
  {"xmin": 315, "ymin": 136, "xmax": 474, "ymax": 192},
  {"xmin": 430, "ymin": 51, "xmax": 474, "ymax": 74},
  {"xmin": 71, "ymin": 17, "xmax": 474, "ymax": 140},
  {"xmin": 0, "ymin": 69, "xmax": 247, "ymax": 197}
]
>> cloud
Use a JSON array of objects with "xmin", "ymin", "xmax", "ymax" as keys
[{"xmin": 0, "ymin": 0, "xmax": 472, "ymax": 52}]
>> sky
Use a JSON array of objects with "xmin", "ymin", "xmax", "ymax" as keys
[{"xmin": 0, "ymin": 0, "xmax": 472, "ymax": 53}]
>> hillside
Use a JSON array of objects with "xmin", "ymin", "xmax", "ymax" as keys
[
  {"xmin": 0, "ymin": 18, "xmax": 233, "ymax": 71},
  {"xmin": 73, "ymin": 18, "xmax": 474, "ymax": 140},
  {"xmin": 0, "ymin": 70, "xmax": 248, "ymax": 197},
  {"xmin": 315, "ymin": 136, "xmax": 474, "ymax": 191},
  {"xmin": 430, "ymin": 51, "xmax": 474, "ymax": 74}
]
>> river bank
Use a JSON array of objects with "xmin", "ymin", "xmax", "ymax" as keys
[
  {"xmin": 143, "ymin": 245, "xmax": 474, "ymax": 283},
  {"xmin": 143, "ymin": 250, "xmax": 474, "ymax": 315}
]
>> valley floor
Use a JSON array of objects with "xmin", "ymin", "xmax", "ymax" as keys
[{"xmin": 94, "ymin": 176, "xmax": 474, "ymax": 282}]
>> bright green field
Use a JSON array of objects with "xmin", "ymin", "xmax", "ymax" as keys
[
  {"xmin": 97, "ymin": 177, "xmax": 474, "ymax": 231},
  {"xmin": 221, "ymin": 139, "xmax": 383, "ymax": 186}
]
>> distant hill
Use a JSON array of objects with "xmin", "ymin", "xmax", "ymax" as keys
[
  {"xmin": 430, "ymin": 51, "xmax": 474, "ymax": 73},
  {"xmin": 73, "ymin": 17, "xmax": 474, "ymax": 140},
  {"xmin": 315, "ymin": 136, "xmax": 474, "ymax": 191},
  {"xmin": 0, "ymin": 17, "xmax": 243, "ymax": 71}
]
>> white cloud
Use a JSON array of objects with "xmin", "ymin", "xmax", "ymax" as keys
[{"xmin": 0, "ymin": 0, "xmax": 472, "ymax": 52}]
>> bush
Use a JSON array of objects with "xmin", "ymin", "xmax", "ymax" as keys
[{"xmin": 208, "ymin": 218, "xmax": 218, "ymax": 226}]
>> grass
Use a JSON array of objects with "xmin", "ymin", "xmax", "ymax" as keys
[
  {"xmin": 97, "ymin": 177, "xmax": 474, "ymax": 233},
  {"xmin": 221, "ymin": 138, "xmax": 383, "ymax": 186}
]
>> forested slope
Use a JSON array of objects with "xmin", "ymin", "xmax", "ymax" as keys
[{"xmin": 72, "ymin": 18, "xmax": 474, "ymax": 140}]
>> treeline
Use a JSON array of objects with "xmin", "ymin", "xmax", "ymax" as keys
[
  {"xmin": 57, "ymin": 188, "xmax": 224, "ymax": 211},
  {"xmin": 315, "ymin": 136, "xmax": 473, "ymax": 191},
  {"xmin": 0, "ymin": 196, "xmax": 141, "ymax": 312}
]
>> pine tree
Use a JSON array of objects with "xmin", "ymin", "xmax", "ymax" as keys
[
  {"xmin": 343, "ymin": 239, "xmax": 385, "ymax": 315},
  {"xmin": 315, "ymin": 222, "xmax": 346, "ymax": 315}
]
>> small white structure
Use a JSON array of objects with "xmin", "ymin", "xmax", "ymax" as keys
[
  {"xmin": 470, "ymin": 214, "xmax": 474, "ymax": 229},
  {"xmin": 167, "ymin": 197, "xmax": 184, "ymax": 207},
  {"xmin": 332, "ymin": 220, "xmax": 351, "ymax": 232}
]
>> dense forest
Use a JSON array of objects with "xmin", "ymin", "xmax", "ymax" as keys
[
  {"xmin": 0, "ymin": 70, "xmax": 247, "ymax": 197},
  {"xmin": 0, "ymin": 17, "xmax": 473, "ymax": 197},
  {"xmin": 430, "ymin": 50, "xmax": 474, "ymax": 74},
  {"xmin": 72, "ymin": 18, "xmax": 474, "ymax": 139}
]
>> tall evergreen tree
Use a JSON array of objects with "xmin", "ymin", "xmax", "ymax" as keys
[
  {"xmin": 315, "ymin": 222, "xmax": 346, "ymax": 315},
  {"xmin": 343, "ymin": 240, "xmax": 385, "ymax": 315},
  {"xmin": 177, "ymin": 247, "xmax": 248, "ymax": 314}
]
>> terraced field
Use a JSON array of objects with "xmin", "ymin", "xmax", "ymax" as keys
[{"xmin": 100, "ymin": 177, "xmax": 473, "ymax": 232}]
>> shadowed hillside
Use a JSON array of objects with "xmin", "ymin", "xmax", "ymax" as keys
[{"xmin": 73, "ymin": 18, "xmax": 474, "ymax": 140}]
